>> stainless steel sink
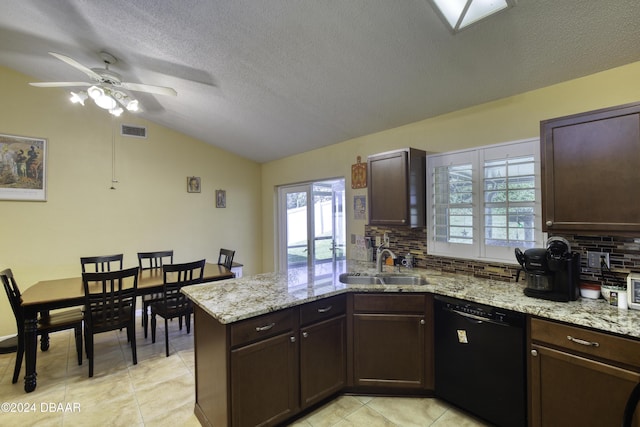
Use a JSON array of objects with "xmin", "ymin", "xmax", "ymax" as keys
[
  {"xmin": 377, "ymin": 273, "xmax": 428, "ymax": 285},
  {"xmin": 339, "ymin": 272, "xmax": 427, "ymax": 285},
  {"xmin": 338, "ymin": 274, "xmax": 383, "ymax": 285}
]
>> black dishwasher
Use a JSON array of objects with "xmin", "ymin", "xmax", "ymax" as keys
[{"xmin": 434, "ymin": 295, "xmax": 526, "ymax": 427}]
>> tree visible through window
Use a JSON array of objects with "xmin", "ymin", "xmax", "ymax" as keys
[{"xmin": 484, "ymin": 156, "xmax": 536, "ymax": 248}]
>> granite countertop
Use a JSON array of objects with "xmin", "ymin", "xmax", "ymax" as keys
[{"xmin": 181, "ymin": 260, "xmax": 640, "ymax": 339}]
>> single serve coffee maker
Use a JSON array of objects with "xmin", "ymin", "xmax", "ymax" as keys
[{"xmin": 515, "ymin": 237, "xmax": 580, "ymax": 302}]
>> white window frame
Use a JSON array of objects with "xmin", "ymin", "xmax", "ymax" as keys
[{"xmin": 426, "ymin": 138, "xmax": 544, "ymax": 264}]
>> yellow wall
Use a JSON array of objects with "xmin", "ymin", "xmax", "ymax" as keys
[
  {"xmin": 0, "ymin": 66, "xmax": 262, "ymax": 336},
  {"xmin": 261, "ymin": 61, "xmax": 640, "ymax": 271}
]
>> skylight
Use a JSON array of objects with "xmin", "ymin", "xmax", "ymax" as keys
[{"xmin": 429, "ymin": 0, "xmax": 515, "ymax": 33}]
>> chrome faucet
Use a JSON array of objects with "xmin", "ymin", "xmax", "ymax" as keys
[{"xmin": 376, "ymin": 245, "xmax": 397, "ymax": 273}]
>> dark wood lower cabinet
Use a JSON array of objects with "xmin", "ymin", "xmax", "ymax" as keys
[
  {"xmin": 529, "ymin": 318, "xmax": 640, "ymax": 427},
  {"xmin": 353, "ymin": 313, "xmax": 425, "ymax": 388},
  {"xmin": 351, "ymin": 293, "xmax": 432, "ymax": 391},
  {"xmin": 530, "ymin": 344, "xmax": 640, "ymax": 427},
  {"xmin": 231, "ymin": 332, "xmax": 299, "ymax": 427},
  {"xmin": 300, "ymin": 315, "xmax": 346, "ymax": 409},
  {"xmin": 193, "ymin": 293, "xmax": 432, "ymax": 426}
]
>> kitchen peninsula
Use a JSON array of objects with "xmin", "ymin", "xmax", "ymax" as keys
[{"xmin": 182, "ymin": 260, "xmax": 640, "ymax": 427}]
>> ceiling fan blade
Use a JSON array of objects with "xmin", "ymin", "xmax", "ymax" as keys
[
  {"xmin": 48, "ymin": 52, "xmax": 103, "ymax": 81},
  {"xmin": 29, "ymin": 81, "xmax": 92, "ymax": 88},
  {"xmin": 120, "ymin": 81, "xmax": 177, "ymax": 97}
]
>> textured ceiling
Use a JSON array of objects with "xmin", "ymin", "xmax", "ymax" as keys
[{"xmin": 0, "ymin": 0, "xmax": 639, "ymax": 163}]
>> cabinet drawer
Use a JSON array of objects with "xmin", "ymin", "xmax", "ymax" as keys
[
  {"xmin": 530, "ymin": 317, "xmax": 640, "ymax": 368},
  {"xmin": 300, "ymin": 295, "xmax": 346, "ymax": 326},
  {"xmin": 353, "ymin": 293, "xmax": 426, "ymax": 314},
  {"xmin": 231, "ymin": 309, "xmax": 295, "ymax": 348}
]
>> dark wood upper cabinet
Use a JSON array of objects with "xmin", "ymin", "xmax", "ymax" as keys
[
  {"xmin": 368, "ymin": 148, "xmax": 426, "ymax": 227},
  {"xmin": 541, "ymin": 102, "xmax": 640, "ymax": 234}
]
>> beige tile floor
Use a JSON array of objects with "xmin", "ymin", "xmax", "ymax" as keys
[{"xmin": 0, "ymin": 311, "xmax": 490, "ymax": 427}]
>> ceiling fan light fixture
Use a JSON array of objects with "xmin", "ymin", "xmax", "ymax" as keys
[
  {"xmin": 69, "ymin": 91, "xmax": 87, "ymax": 105},
  {"xmin": 32, "ymin": 51, "xmax": 175, "ymax": 118},
  {"xmin": 126, "ymin": 99, "xmax": 139, "ymax": 112},
  {"xmin": 87, "ymin": 85, "xmax": 104, "ymax": 100},
  {"xmin": 94, "ymin": 93, "xmax": 117, "ymax": 110},
  {"xmin": 109, "ymin": 106, "xmax": 124, "ymax": 117}
]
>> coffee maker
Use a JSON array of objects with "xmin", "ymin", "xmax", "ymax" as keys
[{"xmin": 515, "ymin": 237, "xmax": 580, "ymax": 302}]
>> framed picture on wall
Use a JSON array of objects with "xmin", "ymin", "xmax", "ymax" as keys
[
  {"xmin": 0, "ymin": 133, "xmax": 47, "ymax": 201},
  {"xmin": 216, "ymin": 189, "xmax": 226, "ymax": 208},
  {"xmin": 187, "ymin": 176, "xmax": 201, "ymax": 193},
  {"xmin": 354, "ymin": 195, "xmax": 366, "ymax": 220}
]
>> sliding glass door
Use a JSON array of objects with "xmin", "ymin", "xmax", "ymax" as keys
[{"xmin": 277, "ymin": 179, "xmax": 346, "ymax": 278}]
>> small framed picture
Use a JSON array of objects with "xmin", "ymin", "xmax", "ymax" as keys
[
  {"xmin": 216, "ymin": 189, "xmax": 226, "ymax": 208},
  {"xmin": 187, "ymin": 176, "xmax": 201, "ymax": 193},
  {"xmin": 627, "ymin": 273, "xmax": 640, "ymax": 310}
]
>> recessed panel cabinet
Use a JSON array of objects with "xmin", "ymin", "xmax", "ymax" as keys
[
  {"xmin": 351, "ymin": 293, "xmax": 433, "ymax": 391},
  {"xmin": 299, "ymin": 295, "xmax": 347, "ymax": 409},
  {"xmin": 300, "ymin": 315, "xmax": 346, "ymax": 408},
  {"xmin": 193, "ymin": 296, "xmax": 347, "ymax": 427},
  {"xmin": 231, "ymin": 331, "xmax": 298, "ymax": 427},
  {"xmin": 368, "ymin": 148, "xmax": 426, "ymax": 227},
  {"xmin": 541, "ymin": 102, "xmax": 640, "ymax": 234},
  {"xmin": 529, "ymin": 318, "xmax": 640, "ymax": 427}
]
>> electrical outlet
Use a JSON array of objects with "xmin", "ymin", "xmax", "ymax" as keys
[
  {"xmin": 587, "ymin": 251, "xmax": 610, "ymax": 269},
  {"xmin": 383, "ymin": 233, "xmax": 389, "ymax": 247},
  {"xmin": 375, "ymin": 236, "xmax": 381, "ymax": 247}
]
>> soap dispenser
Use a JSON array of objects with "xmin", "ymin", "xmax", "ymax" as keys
[{"xmin": 403, "ymin": 253, "xmax": 414, "ymax": 268}]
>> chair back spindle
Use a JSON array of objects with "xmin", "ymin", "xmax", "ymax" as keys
[
  {"xmin": 217, "ymin": 249, "xmax": 235, "ymax": 270},
  {"xmin": 80, "ymin": 254, "xmax": 124, "ymax": 273},
  {"xmin": 137, "ymin": 250, "xmax": 174, "ymax": 270}
]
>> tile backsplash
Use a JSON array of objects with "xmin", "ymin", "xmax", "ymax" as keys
[{"xmin": 365, "ymin": 225, "xmax": 640, "ymax": 285}]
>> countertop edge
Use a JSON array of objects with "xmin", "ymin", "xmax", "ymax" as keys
[{"xmin": 181, "ymin": 262, "xmax": 640, "ymax": 339}]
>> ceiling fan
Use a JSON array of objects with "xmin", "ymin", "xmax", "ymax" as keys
[{"xmin": 29, "ymin": 51, "xmax": 177, "ymax": 116}]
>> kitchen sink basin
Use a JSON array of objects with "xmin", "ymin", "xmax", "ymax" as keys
[{"xmin": 338, "ymin": 272, "xmax": 427, "ymax": 286}]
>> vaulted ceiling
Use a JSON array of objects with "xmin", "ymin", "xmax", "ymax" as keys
[{"xmin": 0, "ymin": 1, "xmax": 639, "ymax": 163}]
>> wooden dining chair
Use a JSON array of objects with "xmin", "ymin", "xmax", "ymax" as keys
[
  {"xmin": 82, "ymin": 266, "xmax": 139, "ymax": 377},
  {"xmin": 137, "ymin": 250, "xmax": 174, "ymax": 338},
  {"xmin": 80, "ymin": 254, "xmax": 123, "ymax": 273},
  {"xmin": 150, "ymin": 259, "xmax": 205, "ymax": 357},
  {"xmin": 1, "ymin": 268, "xmax": 83, "ymax": 384},
  {"xmin": 218, "ymin": 248, "xmax": 235, "ymax": 270}
]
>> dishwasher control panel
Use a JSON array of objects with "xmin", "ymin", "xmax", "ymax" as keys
[{"xmin": 435, "ymin": 295, "xmax": 524, "ymax": 326}]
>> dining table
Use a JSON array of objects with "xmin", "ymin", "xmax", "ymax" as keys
[{"xmin": 19, "ymin": 262, "xmax": 233, "ymax": 393}]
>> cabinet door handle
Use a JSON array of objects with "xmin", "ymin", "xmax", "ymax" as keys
[
  {"xmin": 567, "ymin": 335, "xmax": 600, "ymax": 347},
  {"xmin": 531, "ymin": 349, "xmax": 538, "ymax": 357},
  {"xmin": 302, "ymin": 332, "xmax": 309, "ymax": 338},
  {"xmin": 255, "ymin": 322, "xmax": 275, "ymax": 332},
  {"xmin": 317, "ymin": 305, "xmax": 332, "ymax": 313},
  {"xmin": 546, "ymin": 220, "xmax": 553, "ymax": 227},
  {"xmin": 420, "ymin": 319, "xmax": 425, "ymax": 325},
  {"xmin": 290, "ymin": 336, "xmax": 296, "ymax": 343}
]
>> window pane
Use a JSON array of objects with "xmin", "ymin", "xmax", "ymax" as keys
[
  {"xmin": 483, "ymin": 156, "xmax": 537, "ymax": 248},
  {"xmin": 432, "ymin": 163, "xmax": 474, "ymax": 243}
]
